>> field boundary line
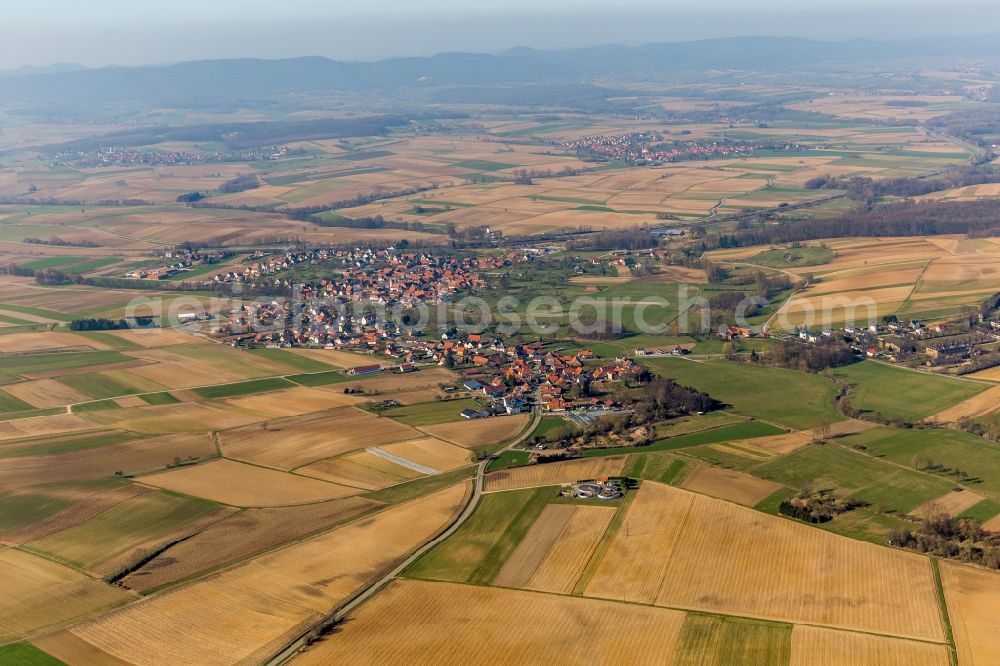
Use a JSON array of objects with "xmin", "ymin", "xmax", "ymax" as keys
[{"xmin": 930, "ymin": 558, "xmax": 958, "ymax": 666}]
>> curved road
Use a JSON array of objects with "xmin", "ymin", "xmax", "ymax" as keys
[{"xmin": 267, "ymin": 404, "xmax": 542, "ymax": 665}]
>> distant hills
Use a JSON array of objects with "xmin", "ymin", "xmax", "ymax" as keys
[{"xmin": 2, "ymin": 35, "xmax": 999, "ymax": 109}]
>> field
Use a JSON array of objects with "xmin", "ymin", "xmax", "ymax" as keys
[
  {"xmin": 291, "ymin": 579, "xmax": 687, "ymax": 664},
  {"xmin": 833, "ymin": 361, "xmax": 987, "ymax": 423},
  {"xmin": 0, "ymin": 547, "xmax": 131, "ymax": 643},
  {"xmin": 837, "ymin": 427, "xmax": 1000, "ymax": 500},
  {"xmin": 644, "ymin": 358, "xmax": 843, "ymax": 429},
  {"xmin": 497, "ymin": 504, "xmax": 617, "ymax": 594},
  {"xmin": 296, "ymin": 450, "xmax": 423, "ymax": 490},
  {"xmin": 23, "ymin": 490, "xmax": 231, "ymax": 576},
  {"xmin": 679, "ymin": 463, "xmax": 782, "ymax": 506},
  {"xmin": 483, "ymin": 456, "xmax": 628, "ymax": 492},
  {"xmin": 418, "ymin": 412, "xmax": 530, "ymax": 448},
  {"xmin": 940, "ymin": 561, "xmax": 1000, "ymax": 665},
  {"xmin": 2, "ymin": 73, "xmax": 1000, "ymax": 664},
  {"xmin": 219, "ymin": 407, "xmax": 417, "ymax": 469},
  {"xmin": 137, "ymin": 459, "xmax": 360, "ymax": 506},
  {"xmin": 65, "ymin": 482, "xmax": 469, "ymax": 666},
  {"xmin": 408, "ymin": 486, "xmax": 551, "ymax": 585},
  {"xmin": 585, "ymin": 482, "xmax": 946, "ymax": 641},
  {"xmin": 120, "ymin": 496, "xmax": 381, "ymax": 593},
  {"xmin": 753, "ymin": 440, "xmax": 955, "ymax": 514},
  {"xmin": 932, "ymin": 385, "xmax": 1000, "ymax": 424},
  {"xmin": 719, "ymin": 236, "xmax": 1000, "ymax": 327},
  {"xmin": 0, "ymin": 431, "xmax": 217, "ymax": 489},
  {"xmin": 789, "ymin": 626, "xmax": 950, "ymax": 666}
]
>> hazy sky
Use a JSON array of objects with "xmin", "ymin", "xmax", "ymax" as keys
[{"xmin": 2, "ymin": 0, "xmax": 999, "ymax": 69}]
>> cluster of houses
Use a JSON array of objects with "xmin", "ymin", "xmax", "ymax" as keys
[
  {"xmin": 124, "ymin": 248, "xmax": 228, "ymax": 281},
  {"xmin": 565, "ymin": 132, "xmax": 803, "ymax": 164},
  {"xmin": 457, "ymin": 340, "xmax": 634, "ymax": 415}
]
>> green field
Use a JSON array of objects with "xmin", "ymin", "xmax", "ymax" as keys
[
  {"xmin": 833, "ymin": 361, "xmax": 986, "ymax": 422},
  {"xmin": 19, "ymin": 256, "xmax": 85, "ymax": 270},
  {"xmin": 0, "ymin": 350, "xmax": 130, "ymax": 381},
  {"xmin": 753, "ymin": 442, "xmax": 953, "ymax": 514},
  {"xmin": 286, "ymin": 369, "xmax": 350, "ymax": 387},
  {"xmin": 743, "ymin": 245, "xmax": 835, "ymax": 268},
  {"xmin": 139, "ymin": 391, "xmax": 181, "ymax": 405},
  {"xmin": 530, "ymin": 415, "xmax": 578, "ymax": 441},
  {"xmin": 646, "ymin": 358, "xmax": 843, "ymax": 429},
  {"xmin": 0, "ymin": 643, "xmax": 66, "ymax": 665},
  {"xmin": 0, "ymin": 389, "xmax": 33, "ymax": 414},
  {"xmin": 58, "ymin": 372, "xmax": 155, "ymax": 400},
  {"xmin": 191, "ymin": 377, "xmax": 296, "ymax": 399},
  {"xmin": 0, "ymin": 431, "xmax": 134, "ymax": 459},
  {"xmin": 623, "ymin": 452, "xmax": 691, "ymax": 485},
  {"xmin": 247, "ymin": 347, "xmax": 336, "ymax": 373},
  {"xmin": 407, "ymin": 486, "xmax": 552, "ymax": 584},
  {"xmin": 384, "ymin": 398, "xmax": 482, "ymax": 427},
  {"xmin": 0, "ymin": 303, "xmax": 74, "ymax": 322},
  {"xmin": 675, "ymin": 614, "xmax": 792, "ymax": 665},
  {"xmin": 24, "ymin": 490, "xmax": 220, "ymax": 572},
  {"xmin": 485, "ymin": 450, "xmax": 531, "ymax": 473},
  {"xmin": 0, "ymin": 492, "xmax": 71, "ymax": 532},
  {"xmin": 842, "ymin": 427, "xmax": 1000, "ymax": 499}
]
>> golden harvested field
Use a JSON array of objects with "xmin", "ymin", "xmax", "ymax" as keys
[
  {"xmin": 0, "ymin": 331, "xmax": 110, "ymax": 353},
  {"xmin": 2, "ymin": 378, "xmax": 90, "ymax": 408},
  {"xmin": 99, "ymin": 328, "xmax": 212, "ymax": 348},
  {"xmin": 968, "ymin": 366, "xmax": 1000, "ymax": 382},
  {"xmin": 0, "ymin": 431, "xmax": 215, "ymax": 489},
  {"xmin": 981, "ymin": 513, "xmax": 1000, "ymax": 532},
  {"xmin": 138, "ymin": 458, "xmax": 360, "ymax": 506},
  {"xmin": 284, "ymin": 347, "xmax": 381, "ymax": 369},
  {"xmin": 493, "ymin": 504, "xmax": 577, "ymax": 588},
  {"xmin": 121, "ymin": 496, "xmax": 381, "ymax": 593},
  {"xmin": 419, "ymin": 413, "xmax": 530, "ymax": 448},
  {"xmin": 523, "ymin": 505, "xmax": 617, "ymax": 594},
  {"xmin": 585, "ymin": 482, "xmax": 945, "ymax": 641},
  {"xmin": 31, "ymin": 630, "xmax": 134, "ymax": 666},
  {"xmin": 80, "ymin": 401, "xmax": 265, "ymax": 433},
  {"xmin": 932, "ymin": 386, "xmax": 1000, "ymax": 424},
  {"xmin": 69, "ymin": 483, "xmax": 469, "ymax": 666},
  {"xmin": 342, "ymin": 367, "xmax": 457, "ymax": 397},
  {"xmin": 221, "ymin": 407, "xmax": 417, "ymax": 469},
  {"xmin": 940, "ymin": 561, "xmax": 1000, "ymax": 666},
  {"xmin": 680, "ymin": 464, "xmax": 782, "ymax": 506},
  {"xmin": 380, "ymin": 437, "xmax": 472, "ymax": 472},
  {"xmin": 291, "ymin": 579, "xmax": 686, "ymax": 665},
  {"xmin": 121, "ymin": 346, "xmax": 290, "ymax": 388},
  {"xmin": 737, "ymin": 420, "xmax": 876, "ymax": 456},
  {"xmin": 0, "ymin": 547, "xmax": 132, "ymax": 643},
  {"xmin": 0, "ymin": 413, "xmax": 94, "ymax": 442},
  {"xmin": 222, "ymin": 386, "xmax": 359, "ymax": 418},
  {"xmin": 789, "ymin": 626, "xmax": 949, "ymax": 666},
  {"xmin": 911, "ymin": 489, "xmax": 985, "ymax": 519},
  {"xmin": 296, "ymin": 450, "xmax": 423, "ymax": 490},
  {"xmin": 484, "ymin": 456, "xmax": 628, "ymax": 492}
]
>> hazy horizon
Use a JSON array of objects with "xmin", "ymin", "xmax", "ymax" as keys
[{"xmin": 2, "ymin": 0, "xmax": 1000, "ymax": 70}]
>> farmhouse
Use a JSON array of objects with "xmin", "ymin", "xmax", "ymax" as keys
[{"xmin": 349, "ymin": 364, "xmax": 382, "ymax": 376}]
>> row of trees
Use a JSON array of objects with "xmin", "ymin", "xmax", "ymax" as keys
[
  {"xmin": 763, "ymin": 339, "xmax": 856, "ymax": 373},
  {"xmin": 720, "ymin": 199, "xmax": 1000, "ymax": 248},
  {"xmin": 888, "ymin": 513, "xmax": 1000, "ymax": 569},
  {"xmin": 68, "ymin": 317, "xmax": 154, "ymax": 331}
]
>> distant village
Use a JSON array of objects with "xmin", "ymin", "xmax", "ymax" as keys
[{"xmin": 566, "ymin": 132, "xmax": 804, "ymax": 164}]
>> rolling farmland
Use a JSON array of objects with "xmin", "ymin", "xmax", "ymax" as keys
[{"xmin": 584, "ymin": 482, "xmax": 946, "ymax": 641}]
